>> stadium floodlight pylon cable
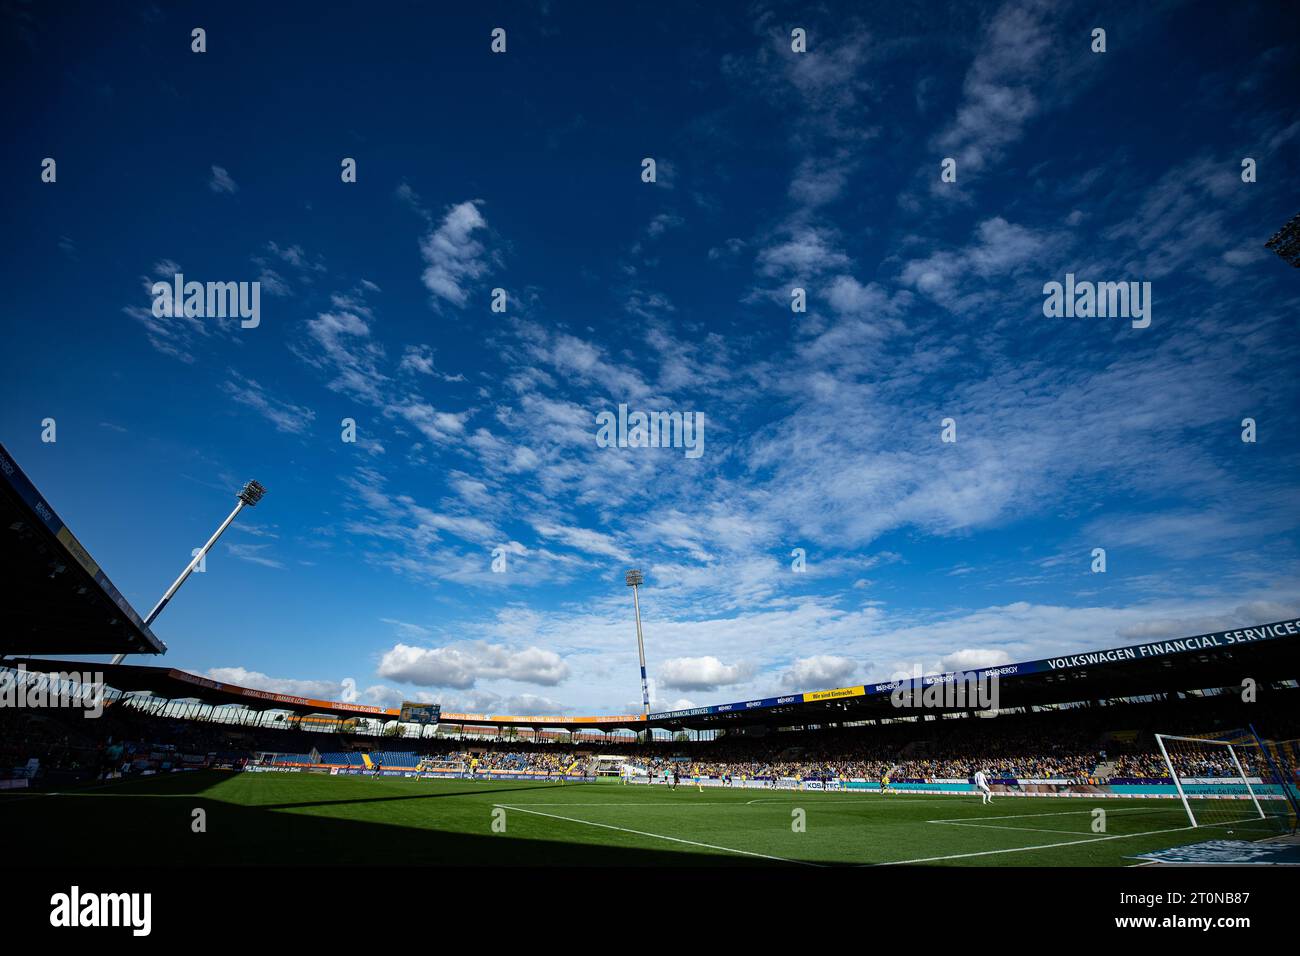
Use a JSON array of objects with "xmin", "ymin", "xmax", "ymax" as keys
[
  {"xmin": 625, "ymin": 568, "xmax": 651, "ymax": 729},
  {"xmin": 109, "ymin": 480, "xmax": 266, "ymax": 665}
]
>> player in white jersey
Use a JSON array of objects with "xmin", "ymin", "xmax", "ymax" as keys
[{"xmin": 973, "ymin": 768, "xmax": 993, "ymax": 804}]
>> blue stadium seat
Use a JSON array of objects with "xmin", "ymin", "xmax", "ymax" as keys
[{"xmin": 370, "ymin": 751, "xmax": 419, "ymax": 768}]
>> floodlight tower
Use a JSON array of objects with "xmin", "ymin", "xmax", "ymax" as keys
[
  {"xmin": 110, "ymin": 480, "xmax": 266, "ymax": 665},
  {"xmin": 1265, "ymin": 212, "xmax": 1300, "ymax": 268},
  {"xmin": 625, "ymin": 569, "xmax": 651, "ymax": 726}
]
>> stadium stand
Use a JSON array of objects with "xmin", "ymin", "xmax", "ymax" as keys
[
  {"xmin": 317, "ymin": 752, "xmax": 364, "ymax": 766},
  {"xmin": 369, "ymin": 751, "xmax": 420, "ymax": 768},
  {"xmin": 269, "ymin": 753, "xmax": 316, "ymax": 766},
  {"xmin": 4, "ymin": 677, "xmax": 1296, "ymax": 794}
]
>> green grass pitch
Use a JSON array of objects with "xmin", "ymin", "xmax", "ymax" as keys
[{"xmin": 1, "ymin": 770, "xmax": 1273, "ymax": 866}]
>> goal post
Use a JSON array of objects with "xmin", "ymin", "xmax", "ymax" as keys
[
  {"xmin": 1155, "ymin": 732, "xmax": 1292, "ymax": 835},
  {"xmin": 1155, "ymin": 733, "xmax": 1200, "ymax": 827}
]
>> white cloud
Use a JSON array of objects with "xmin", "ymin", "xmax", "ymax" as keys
[
  {"xmin": 299, "ymin": 309, "xmax": 388, "ymax": 404},
  {"xmin": 934, "ymin": 0, "xmax": 1057, "ymax": 177},
  {"xmin": 789, "ymin": 152, "xmax": 854, "ymax": 207},
  {"xmin": 225, "ymin": 542, "xmax": 285, "ymax": 569},
  {"xmin": 420, "ymin": 200, "xmax": 491, "ymax": 308},
  {"xmin": 780, "ymin": 655, "xmax": 858, "ymax": 689},
  {"xmin": 206, "ymin": 667, "xmax": 345, "ymax": 700},
  {"xmin": 898, "ymin": 217, "xmax": 1059, "ymax": 313},
  {"xmin": 646, "ymin": 213, "xmax": 684, "ymax": 237},
  {"xmin": 221, "ymin": 372, "xmax": 316, "ymax": 435},
  {"xmin": 377, "ymin": 642, "xmax": 570, "ymax": 688},
  {"xmin": 755, "ymin": 226, "xmax": 850, "ymax": 280},
  {"xmin": 399, "ymin": 344, "xmax": 465, "ymax": 382},
  {"xmin": 208, "ymin": 165, "xmax": 239, "ymax": 194},
  {"xmin": 937, "ymin": 648, "xmax": 1013, "ymax": 672},
  {"xmin": 385, "ymin": 399, "xmax": 469, "ymax": 445},
  {"xmin": 658, "ymin": 656, "xmax": 755, "ymax": 691},
  {"xmin": 531, "ymin": 521, "xmax": 630, "ymax": 561},
  {"xmin": 256, "ymin": 268, "xmax": 292, "ymax": 297},
  {"xmin": 380, "ymin": 618, "xmax": 433, "ymax": 640},
  {"xmin": 123, "ymin": 259, "xmax": 237, "ymax": 363},
  {"xmin": 266, "ymin": 241, "xmax": 307, "ymax": 268}
]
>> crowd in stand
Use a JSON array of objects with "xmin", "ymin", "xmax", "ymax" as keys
[
  {"xmin": 416, "ymin": 749, "xmax": 582, "ymax": 775},
  {"xmin": 0, "ymin": 705, "xmax": 99, "ymax": 773},
  {"xmin": 4, "ymin": 687, "xmax": 1297, "ymax": 786},
  {"xmin": 636, "ymin": 743, "xmax": 1101, "ymax": 782},
  {"xmin": 1110, "ymin": 753, "xmax": 1174, "ymax": 778}
]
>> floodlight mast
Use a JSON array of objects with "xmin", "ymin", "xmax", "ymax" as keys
[
  {"xmin": 110, "ymin": 480, "xmax": 266, "ymax": 665},
  {"xmin": 625, "ymin": 569, "xmax": 651, "ymax": 731}
]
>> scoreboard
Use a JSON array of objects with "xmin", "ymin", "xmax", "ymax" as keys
[{"xmin": 399, "ymin": 702, "xmax": 441, "ymax": 725}]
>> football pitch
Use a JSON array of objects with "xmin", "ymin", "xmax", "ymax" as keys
[{"xmin": 0, "ymin": 770, "xmax": 1277, "ymax": 867}]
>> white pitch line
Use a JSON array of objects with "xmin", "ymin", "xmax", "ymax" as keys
[
  {"xmin": 871, "ymin": 823, "xmax": 1197, "ymax": 866},
  {"xmin": 742, "ymin": 796, "xmax": 974, "ymax": 808},
  {"xmin": 508, "ymin": 797, "xmax": 970, "ymax": 808},
  {"xmin": 495, "ymin": 803, "xmax": 822, "ymax": 866},
  {"xmin": 499, "ymin": 802, "xmax": 738, "ymax": 807},
  {"xmin": 0, "ymin": 780, "xmax": 155, "ymax": 804},
  {"xmin": 927, "ymin": 805, "xmax": 1164, "ymax": 824},
  {"xmin": 935, "ymin": 821, "xmax": 1093, "ymax": 836}
]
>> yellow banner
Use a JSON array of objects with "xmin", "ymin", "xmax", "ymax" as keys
[
  {"xmin": 57, "ymin": 526, "xmax": 99, "ymax": 578},
  {"xmin": 802, "ymin": 685, "xmax": 865, "ymax": 702}
]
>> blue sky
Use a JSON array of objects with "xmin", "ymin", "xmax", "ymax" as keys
[{"xmin": 2, "ymin": 0, "xmax": 1298, "ymax": 716}]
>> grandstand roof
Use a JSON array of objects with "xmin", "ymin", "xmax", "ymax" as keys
[
  {"xmin": 8, "ymin": 657, "xmax": 391, "ymax": 719},
  {"xmin": 10, "ymin": 618, "xmax": 1298, "ymax": 735},
  {"xmin": 646, "ymin": 617, "xmax": 1300, "ymax": 732},
  {"xmin": 0, "ymin": 442, "xmax": 166, "ymax": 657},
  {"xmin": 7, "ymin": 657, "xmax": 646, "ymax": 729}
]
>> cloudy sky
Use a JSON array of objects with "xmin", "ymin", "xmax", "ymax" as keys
[{"xmin": 2, "ymin": 1, "xmax": 1298, "ymax": 716}]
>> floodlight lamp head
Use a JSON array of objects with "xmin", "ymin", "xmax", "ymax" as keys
[
  {"xmin": 238, "ymin": 480, "xmax": 267, "ymax": 506},
  {"xmin": 625, "ymin": 569, "xmax": 644, "ymax": 587}
]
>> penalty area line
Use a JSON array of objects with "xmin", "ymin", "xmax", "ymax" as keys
[
  {"xmin": 869, "ymin": 823, "xmax": 1197, "ymax": 866},
  {"xmin": 497, "ymin": 802, "xmax": 739, "ymax": 807},
  {"xmin": 927, "ymin": 805, "xmax": 1167, "ymax": 824},
  {"xmin": 933, "ymin": 821, "xmax": 1093, "ymax": 836},
  {"xmin": 495, "ymin": 803, "xmax": 822, "ymax": 866}
]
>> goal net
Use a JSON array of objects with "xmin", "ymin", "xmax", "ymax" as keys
[{"xmin": 1154, "ymin": 732, "xmax": 1297, "ymax": 836}]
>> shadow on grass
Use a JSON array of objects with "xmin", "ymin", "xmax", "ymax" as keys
[
  {"xmin": 256, "ymin": 781, "xmax": 577, "ymax": 812},
  {"xmin": 0, "ymin": 772, "xmax": 797, "ymax": 867},
  {"xmin": 0, "ymin": 768, "xmax": 227, "ymax": 800}
]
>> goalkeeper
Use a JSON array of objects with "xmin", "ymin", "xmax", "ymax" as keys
[{"xmin": 973, "ymin": 767, "xmax": 993, "ymax": 804}]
